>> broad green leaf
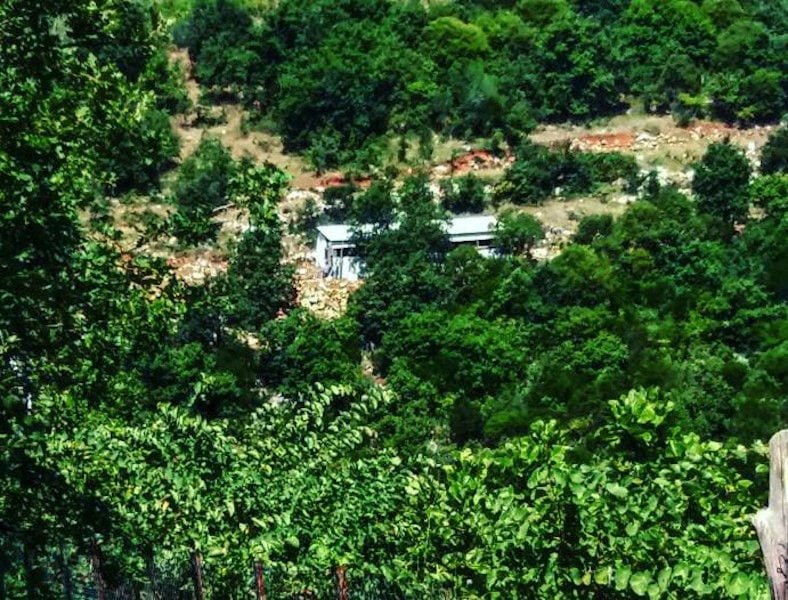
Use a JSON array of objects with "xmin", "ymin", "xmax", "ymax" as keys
[
  {"xmin": 615, "ymin": 565, "xmax": 632, "ymax": 591},
  {"xmin": 725, "ymin": 572, "xmax": 750, "ymax": 596},
  {"xmin": 630, "ymin": 571, "xmax": 651, "ymax": 596}
]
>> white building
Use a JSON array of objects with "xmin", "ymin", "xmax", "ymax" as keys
[
  {"xmin": 315, "ymin": 223, "xmax": 361, "ymax": 280},
  {"xmin": 445, "ymin": 214, "xmax": 497, "ymax": 256},
  {"xmin": 315, "ymin": 215, "xmax": 497, "ymax": 280}
]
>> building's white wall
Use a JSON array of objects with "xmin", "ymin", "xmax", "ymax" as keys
[
  {"xmin": 450, "ymin": 233, "xmax": 495, "ymax": 245},
  {"xmin": 336, "ymin": 256, "xmax": 361, "ymax": 281},
  {"xmin": 316, "ymin": 234, "xmax": 329, "ymax": 270}
]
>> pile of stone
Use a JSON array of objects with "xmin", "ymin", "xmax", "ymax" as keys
[
  {"xmin": 166, "ymin": 253, "xmax": 229, "ymax": 285},
  {"xmin": 293, "ymin": 260, "xmax": 361, "ymax": 319},
  {"xmin": 432, "ymin": 149, "xmax": 514, "ymax": 178},
  {"xmin": 571, "ymin": 132, "xmax": 635, "ymax": 151}
]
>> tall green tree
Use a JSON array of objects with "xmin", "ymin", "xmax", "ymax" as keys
[
  {"xmin": 225, "ymin": 160, "xmax": 294, "ymax": 329},
  {"xmin": 760, "ymin": 126, "xmax": 788, "ymax": 175},
  {"xmin": 493, "ymin": 210, "xmax": 545, "ymax": 257},
  {"xmin": 692, "ymin": 141, "xmax": 751, "ymax": 224},
  {"xmin": 0, "ymin": 0, "xmax": 182, "ymax": 589}
]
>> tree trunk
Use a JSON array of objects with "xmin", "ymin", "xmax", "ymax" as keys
[
  {"xmin": 754, "ymin": 430, "xmax": 788, "ymax": 600},
  {"xmin": 190, "ymin": 552, "xmax": 204, "ymax": 600},
  {"xmin": 253, "ymin": 561, "xmax": 267, "ymax": 600},
  {"xmin": 334, "ymin": 565, "xmax": 348, "ymax": 600}
]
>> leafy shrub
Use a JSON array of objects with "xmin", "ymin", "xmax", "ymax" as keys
[
  {"xmin": 495, "ymin": 142, "xmax": 638, "ymax": 204},
  {"xmin": 323, "ymin": 184, "xmax": 359, "ymax": 222},
  {"xmin": 574, "ymin": 214, "xmax": 614, "ymax": 244},
  {"xmin": 692, "ymin": 141, "xmax": 751, "ymax": 224},
  {"xmin": 259, "ymin": 311, "xmax": 362, "ymax": 399},
  {"xmin": 440, "ymin": 174, "xmax": 488, "ymax": 214},
  {"xmin": 140, "ymin": 50, "xmax": 193, "ymax": 114},
  {"xmin": 493, "ymin": 210, "xmax": 545, "ymax": 256},
  {"xmin": 760, "ymin": 126, "xmax": 788, "ymax": 175},
  {"xmin": 494, "ymin": 141, "xmax": 556, "ymax": 204},
  {"xmin": 169, "ymin": 138, "xmax": 235, "ymax": 245},
  {"xmin": 576, "ymin": 151, "xmax": 640, "ymax": 191}
]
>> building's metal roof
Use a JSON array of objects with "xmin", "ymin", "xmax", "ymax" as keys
[
  {"xmin": 445, "ymin": 215, "xmax": 496, "ymax": 237},
  {"xmin": 317, "ymin": 215, "xmax": 496, "ymax": 243},
  {"xmin": 316, "ymin": 224, "xmax": 354, "ymax": 242}
]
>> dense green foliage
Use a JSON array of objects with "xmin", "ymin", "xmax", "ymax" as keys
[
  {"xmin": 441, "ymin": 174, "xmax": 489, "ymax": 214},
  {"xmin": 495, "ymin": 141, "xmax": 640, "ymax": 204},
  {"xmin": 169, "ymin": 137, "xmax": 236, "ymax": 244},
  {"xmin": 692, "ymin": 140, "xmax": 752, "ymax": 225},
  {"xmin": 1, "ymin": 1, "xmax": 785, "ymax": 598},
  {"xmin": 493, "ymin": 210, "xmax": 545, "ymax": 256},
  {"xmin": 346, "ymin": 169, "xmax": 786, "ymax": 449},
  {"xmin": 760, "ymin": 126, "xmax": 788, "ymax": 175},
  {"xmin": 175, "ymin": 0, "xmax": 786, "ymax": 167}
]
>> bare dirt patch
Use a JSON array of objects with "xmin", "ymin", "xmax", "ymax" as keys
[
  {"xmin": 531, "ymin": 114, "xmax": 775, "ymax": 180},
  {"xmin": 168, "ymin": 49, "xmax": 319, "ymax": 188},
  {"xmin": 499, "ymin": 195, "xmax": 632, "ymax": 260},
  {"xmin": 431, "ymin": 149, "xmax": 514, "ymax": 179},
  {"xmin": 166, "ymin": 250, "xmax": 229, "ymax": 284}
]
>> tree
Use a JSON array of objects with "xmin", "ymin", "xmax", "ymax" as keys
[
  {"xmin": 760, "ymin": 126, "xmax": 788, "ymax": 175},
  {"xmin": 494, "ymin": 141, "xmax": 556, "ymax": 204},
  {"xmin": 702, "ymin": 0, "xmax": 746, "ymax": 29},
  {"xmin": 169, "ymin": 138, "xmax": 235, "ymax": 245},
  {"xmin": 616, "ymin": 0, "xmax": 715, "ymax": 105},
  {"xmin": 542, "ymin": 244, "xmax": 617, "ymax": 307},
  {"xmin": 424, "ymin": 17, "xmax": 490, "ymax": 67},
  {"xmin": 709, "ymin": 68, "xmax": 786, "ymax": 124},
  {"xmin": 348, "ymin": 176, "xmax": 452, "ymax": 345},
  {"xmin": 258, "ymin": 311, "xmax": 362, "ymax": 400},
  {"xmin": 0, "ymin": 0, "xmax": 185, "ymax": 589},
  {"xmin": 750, "ymin": 174, "xmax": 788, "ymax": 218},
  {"xmin": 517, "ymin": 0, "xmax": 571, "ymax": 25},
  {"xmin": 225, "ymin": 162, "xmax": 294, "ymax": 329},
  {"xmin": 712, "ymin": 19, "xmax": 772, "ymax": 71},
  {"xmin": 173, "ymin": 0, "xmax": 254, "ymax": 64},
  {"xmin": 692, "ymin": 141, "xmax": 751, "ymax": 224},
  {"xmin": 533, "ymin": 15, "xmax": 622, "ymax": 120},
  {"xmin": 493, "ymin": 210, "xmax": 545, "ymax": 257},
  {"xmin": 351, "ymin": 178, "xmax": 397, "ymax": 227},
  {"xmin": 440, "ymin": 174, "xmax": 487, "ymax": 214},
  {"xmin": 574, "ymin": 214, "xmax": 614, "ymax": 245}
]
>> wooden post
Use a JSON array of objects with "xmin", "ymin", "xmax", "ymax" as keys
[
  {"xmin": 334, "ymin": 565, "xmax": 348, "ymax": 600},
  {"xmin": 190, "ymin": 551, "xmax": 205, "ymax": 600},
  {"xmin": 754, "ymin": 430, "xmax": 788, "ymax": 600},
  {"xmin": 89, "ymin": 540, "xmax": 106, "ymax": 600},
  {"xmin": 253, "ymin": 560, "xmax": 268, "ymax": 600}
]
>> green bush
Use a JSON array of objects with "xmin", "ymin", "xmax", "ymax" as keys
[
  {"xmin": 577, "ymin": 151, "xmax": 640, "ymax": 191},
  {"xmin": 440, "ymin": 174, "xmax": 488, "ymax": 214},
  {"xmin": 169, "ymin": 138, "xmax": 235, "ymax": 245},
  {"xmin": 574, "ymin": 214, "xmax": 615, "ymax": 244},
  {"xmin": 495, "ymin": 142, "xmax": 639, "ymax": 204},
  {"xmin": 760, "ymin": 126, "xmax": 788, "ymax": 175}
]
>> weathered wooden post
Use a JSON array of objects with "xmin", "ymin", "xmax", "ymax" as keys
[
  {"xmin": 190, "ymin": 551, "xmax": 205, "ymax": 600},
  {"xmin": 334, "ymin": 565, "xmax": 348, "ymax": 600},
  {"xmin": 754, "ymin": 430, "xmax": 788, "ymax": 600},
  {"xmin": 253, "ymin": 560, "xmax": 268, "ymax": 600}
]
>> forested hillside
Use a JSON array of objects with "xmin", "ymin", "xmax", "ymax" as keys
[
  {"xmin": 174, "ymin": 0, "xmax": 787, "ymax": 167},
  {"xmin": 1, "ymin": 0, "xmax": 786, "ymax": 598}
]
